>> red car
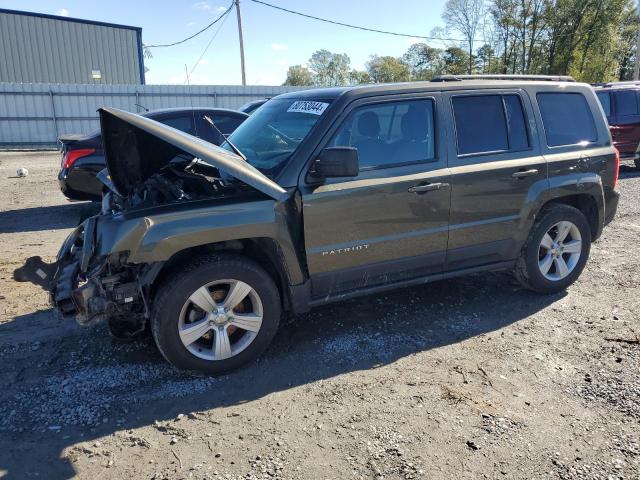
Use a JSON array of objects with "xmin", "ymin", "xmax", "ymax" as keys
[{"xmin": 594, "ymin": 81, "xmax": 640, "ymax": 168}]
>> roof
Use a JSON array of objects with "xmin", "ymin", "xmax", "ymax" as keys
[
  {"xmin": 0, "ymin": 8, "xmax": 142, "ymax": 32},
  {"xmin": 276, "ymin": 79, "xmax": 591, "ymax": 102}
]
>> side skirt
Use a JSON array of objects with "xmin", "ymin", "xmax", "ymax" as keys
[{"xmin": 288, "ymin": 260, "xmax": 515, "ymax": 313}]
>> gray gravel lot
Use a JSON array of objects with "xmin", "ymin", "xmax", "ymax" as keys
[{"xmin": 0, "ymin": 151, "xmax": 638, "ymax": 479}]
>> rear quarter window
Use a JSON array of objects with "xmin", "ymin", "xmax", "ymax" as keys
[
  {"xmin": 596, "ymin": 91, "xmax": 611, "ymax": 117},
  {"xmin": 614, "ymin": 90, "xmax": 640, "ymax": 116},
  {"xmin": 537, "ymin": 92, "xmax": 597, "ymax": 147}
]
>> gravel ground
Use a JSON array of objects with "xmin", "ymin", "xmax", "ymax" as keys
[{"xmin": 0, "ymin": 151, "xmax": 638, "ymax": 480}]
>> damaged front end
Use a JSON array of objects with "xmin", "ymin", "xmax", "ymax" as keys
[
  {"xmin": 15, "ymin": 107, "xmax": 291, "ymax": 337},
  {"xmin": 14, "ymin": 216, "xmax": 160, "ymax": 336}
]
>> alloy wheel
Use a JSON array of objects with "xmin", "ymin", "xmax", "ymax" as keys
[
  {"xmin": 537, "ymin": 220, "xmax": 582, "ymax": 281},
  {"xmin": 178, "ymin": 279, "xmax": 263, "ymax": 361}
]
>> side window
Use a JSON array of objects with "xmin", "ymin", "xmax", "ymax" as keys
[
  {"xmin": 452, "ymin": 94, "xmax": 529, "ymax": 156},
  {"xmin": 329, "ymin": 99, "xmax": 436, "ymax": 170},
  {"xmin": 614, "ymin": 90, "xmax": 639, "ymax": 116},
  {"xmin": 596, "ymin": 91, "xmax": 612, "ymax": 117},
  {"xmin": 537, "ymin": 92, "xmax": 597, "ymax": 147},
  {"xmin": 158, "ymin": 115, "xmax": 195, "ymax": 135}
]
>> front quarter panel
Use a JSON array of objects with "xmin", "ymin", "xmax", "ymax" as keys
[{"xmin": 93, "ymin": 198, "xmax": 305, "ymax": 284}]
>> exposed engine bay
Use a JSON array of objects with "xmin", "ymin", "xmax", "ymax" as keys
[{"xmin": 100, "ymin": 156, "xmax": 238, "ymax": 214}]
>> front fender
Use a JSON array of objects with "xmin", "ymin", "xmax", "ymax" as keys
[{"xmin": 94, "ymin": 198, "xmax": 305, "ymax": 284}]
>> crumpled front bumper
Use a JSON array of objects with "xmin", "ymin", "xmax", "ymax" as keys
[{"xmin": 14, "ymin": 217, "xmax": 100, "ymax": 322}]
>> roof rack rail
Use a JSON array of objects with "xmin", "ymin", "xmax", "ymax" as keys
[
  {"xmin": 591, "ymin": 80, "xmax": 640, "ymax": 88},
  {"xmin": 431, "ymin": 74, "xmax": 576, "ymax": 83}
]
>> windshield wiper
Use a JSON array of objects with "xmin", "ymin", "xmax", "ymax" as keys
[{"xmin": 203, "ymin": 114, "xmax": 247, "ymax": 162}]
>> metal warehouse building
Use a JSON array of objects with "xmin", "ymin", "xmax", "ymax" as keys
[{"xmin": 0, "ymin": 8, "xmax": 144, "ymax": 85}]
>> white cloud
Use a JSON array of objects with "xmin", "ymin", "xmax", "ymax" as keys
[
  {"xmin": 187, "ymin": 21, "xmax": 197, "ymax": 27},
  {"xmin": 193, "ymin": 1, "xmax": 212, "ymax": 10},
  {"xmin": 277, "ymin": 58, "xmax": 289, "ymax": 66},
  {"xmin": 270, "ymin": 43, "xmax": 288, "ymax": 51},
  {"xmin": 57, "ymin": 8, "xmax": 69, "ymax": 16},
  {"xmin": 198, "ymin": 59, "xmax": 211, "ymax": 65},
  {"xmin": 192, "ymin": 2, "xmax": 227, "ymax": 12}
]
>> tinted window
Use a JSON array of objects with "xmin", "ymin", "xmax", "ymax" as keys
[
  {"xmin": 452, "ymin": 94, "xmax": 529, "ymax": 155},
  {"xmin": 200, "ymin": 114, "xmax": 245, "ymax": 145},
  {"xmin": 223, "ymin": 98, "xmax": 329, "ymax": 177},
  {"xmin": 614, "ymin": 90, "xmax": 639, "ymax": 116},
  {"xmin": 596, "ymin": 91, "xmax": 611, "ymax": 117},
  {"xmin": 158, "ymin": 115, "xmax": 195, "ymax": 135},
  {"xmin": 329, "ymin": 99, "xmax": 435, "ymax": 170},
  {"xmin": 537, "ymin": 93, "xmax": 597, "ymax": 147},
  {"xmin": 504, "ymin": 95, "xmax": 529, "ymax": 151}
]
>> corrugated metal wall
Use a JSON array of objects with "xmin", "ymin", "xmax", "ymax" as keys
[
  {"xmin": 0, "ymin": 83, "xmax": 311, "ymax": 148},
  {"xmin": 0, "ymin": 9, "xmax": 142, "ymax": 85}
]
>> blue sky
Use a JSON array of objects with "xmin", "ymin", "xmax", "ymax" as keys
[{"xmin": 2, "ymin": 0, "xmax": 450, "ymax": 85}]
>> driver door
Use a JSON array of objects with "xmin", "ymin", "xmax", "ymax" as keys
[{"xmin": 299, "ymin": 95, "xmax": 451, "ymax": 297}]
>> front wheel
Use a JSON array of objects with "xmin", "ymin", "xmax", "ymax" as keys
[
  {"xmin": 151, "ymin": 254, "xmax": 281, "ymax": 374},
  {"xmin": 514, "ymin": 204, "xmax": 591, "ymax": 293}
]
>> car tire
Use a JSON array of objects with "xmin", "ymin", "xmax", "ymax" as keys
[
  {"xmin": 514, "ymin": 204, "xmax": 591, "ymax": 294},
  {"xmin": 151, "ymin": 253, "xmax": 281, "ymax": 374}
]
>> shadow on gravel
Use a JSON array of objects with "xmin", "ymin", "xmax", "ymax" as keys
[
  {"xmin": 619, "ymin": 164, "xmax": 640, "ymax": 178},
  {"xmin": 0, "ymin": 202, "xmax": 99, "ymax": 234},
  {"xmin": 0, "ymin": 271, "xmax": 565, "ymax": 479}
]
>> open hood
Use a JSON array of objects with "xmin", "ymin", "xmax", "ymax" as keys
[{"xmin": 98, "ymin": 107, "xmax": 289, "ymax": 202}]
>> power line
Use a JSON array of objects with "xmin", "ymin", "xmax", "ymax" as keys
[
  {"xmin": 146, "ymin": 2, "xmax": 235, "ymax": 48},
  {"xmin": 249, "ymin": 0, "xmax": 470, "ymax": 43},
  {"xmin": 249, "ymin": 0, "xmax": 614, "ymax": 46},
  {"xmin": 188, "ymin": 7, "xmax": 233, "ymax": 79}
]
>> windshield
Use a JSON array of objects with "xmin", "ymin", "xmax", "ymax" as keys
[{"xmin": 222, "ymin": 98, "xmax": 331, "ymax": 177}]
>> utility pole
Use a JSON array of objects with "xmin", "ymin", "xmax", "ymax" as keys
[
  {"xmin": 635, "ymin": 0, "xmax": 640, "ymax": 80},
  {"xmin": 235, "ymin": 0, "xmax": 247, "ymax": 85}
]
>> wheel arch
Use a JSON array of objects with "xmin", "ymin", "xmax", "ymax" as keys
[
  {"xmin": 147, "ymin": 238, "xmax": 298, "ymax": 313},
  {"xmin": 537, "ymin": 193, "xmax": 602, "ymax": 241}
]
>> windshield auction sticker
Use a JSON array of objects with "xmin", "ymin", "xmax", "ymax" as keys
[{"xmin": 287, "ymin": 101, "xmax": 329, "ymax": 116}]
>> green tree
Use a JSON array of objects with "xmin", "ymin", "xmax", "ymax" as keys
[
  {"xmin": 476, "ymin": 44, "xmax": 495, "ymax": 73},
  {"xmin": 365, "ymin": 55, "xmax": 412, "ymax": 83},
  {"xmin": 349, "ymin": 69, "xmax": 373, "ymax": 85},
  {"xmin": 283, "ymin": 65, "xmax": 314, "ymax": 86},
  {"xmin": 308, "ymin": 49, "xmax": 351, "ymax": 86},
  {"xmin": 443, "ymin": 47, "xmax": 471, "ymax": 75},
  {"xmin": 402, "ymin": 43, "xmax": 444, "ymax": 80}
]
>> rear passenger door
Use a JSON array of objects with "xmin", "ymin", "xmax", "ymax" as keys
[
  {"xmin": 610, "ymin": 89, "xmax": 640, "ymax": 156},
  {"xmin": 300, "ymin": 94, "xmax": 451, "ymax": 297},
  {"xmin": 443, "ymin": 89, "xmax": 547, "ymax": 271}
]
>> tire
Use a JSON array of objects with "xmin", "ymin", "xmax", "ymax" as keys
[
  {"xmin": 151, "ymin": 253, "xmax": 281, "ymax": 374},
  {"xmin": 514, "ymin": 204, "xmax": 591, "ymax": 294}
]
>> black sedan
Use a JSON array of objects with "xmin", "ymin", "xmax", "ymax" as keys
[{"xmin": 58, "ymin": 107, "xmax": 249, "ymax": 201}]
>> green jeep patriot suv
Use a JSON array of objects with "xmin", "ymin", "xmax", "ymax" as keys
[{"xmin": 16, "ymin": 75, "xmax": 620, "ymax": 374}]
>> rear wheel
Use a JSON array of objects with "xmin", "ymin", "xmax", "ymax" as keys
[
  {"xmin": 151, "ymin": 254, "xmax": 281, "ymax": 374},
  {"xmin": 515, "ymin": 204, "xmax": 591, "ymax": 293}
]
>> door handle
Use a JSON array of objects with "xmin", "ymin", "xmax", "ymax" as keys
[
  {"xmin": 408, "ymin": 182, "xmax": 449, "ymax": 194},
  {"xmin": 512, "ymin": 169, "xmax": 539, "ymax": 179}
]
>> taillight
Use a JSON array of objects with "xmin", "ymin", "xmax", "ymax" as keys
[
  {"xmin": 62, "ymin": 148, "xmax": 95, "ymax": 169},
  {"xmin": 613, "ymin": 147, "xmax": 620, "ymax": 189}
]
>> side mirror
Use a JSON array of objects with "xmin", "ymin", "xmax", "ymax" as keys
[{"xmin": 310, "ymin": 147, "xmax": 359, "ymax": 179}]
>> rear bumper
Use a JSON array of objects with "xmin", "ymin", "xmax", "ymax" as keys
[{"xmin": 604, "ymin": 189, "xmax": 619, "ymax": 226}]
